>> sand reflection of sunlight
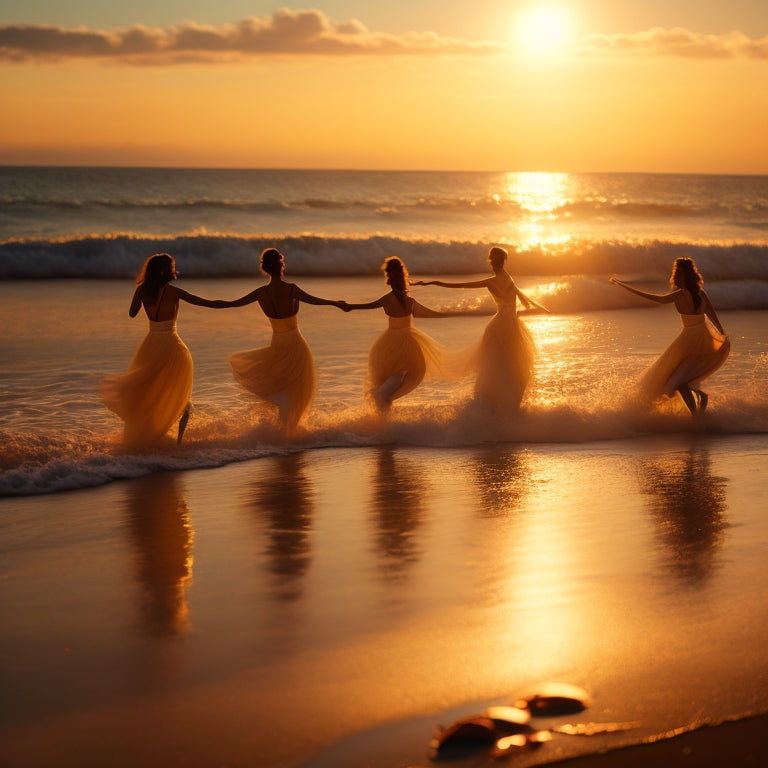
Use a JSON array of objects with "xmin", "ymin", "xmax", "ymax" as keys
[{"xmin": 504, "ymin": 457, "xmax": 587, "ymax": 664}]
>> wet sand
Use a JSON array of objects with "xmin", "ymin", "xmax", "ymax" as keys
[
  {"xmin": 2, "ymin": 437, "xmax": 767, "ymax": 768},
  {"xmin": 550, "ymin": 714, "xmax": 767, "ymax": 767}
]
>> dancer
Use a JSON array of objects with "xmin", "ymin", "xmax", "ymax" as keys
[
  {"xmin": 221, "ymin": 248, "xmax": 346, "ymax": 433},
  {"xmin": 342, "ymin": 256, "xmax": 455, "ymax": 412},
  {"xmin": 611, "ymin": 257, "xmax": 729, "ymax": 415},
  {"xmin": 100, "ymin": 252, "xmax": 231, "ymax": 451},
  {"xmin": 413, "ymin": 246, "xmax": 542, "ymax": 416}
]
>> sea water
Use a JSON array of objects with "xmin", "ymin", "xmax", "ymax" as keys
[{"xmin": 1, "ymin": 167, "xmax": 767, "ymax": 496}]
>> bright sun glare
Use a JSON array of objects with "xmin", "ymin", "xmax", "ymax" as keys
[{"xmin": 515, "ymin": 6, "xmax": 570, "ymax": 56}]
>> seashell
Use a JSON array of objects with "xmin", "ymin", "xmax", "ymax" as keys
[
  {"xmin": 514, "ymin": 682, "xmax": 593, "ymax": 716},
  {"xmin": 485, "ymin": 705, "xmax": 531, "ymax": 731},
  {"xmin": 429, "ymin": 716, "xmax": 497, "ymax": 759}
]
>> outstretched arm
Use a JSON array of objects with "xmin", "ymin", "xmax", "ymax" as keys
[
  {"xmin": 610, "ymin": 277, "xmax": 675, "ymax": 304},
  {"xmin": 517, "ymin": 287, "xmax": 551, "ymax": 313},
  {"xmin": 177, "ymin": 286, "xmax": 260, "ymax": 309},
  {"xmin": 412, "ymin": 278, "xmax": 491, "ymax": 289},
  {"xmin": 293, "ymin": 285, "xmax": 347, "ymax": 309},
  {"xmin": 342, "ymin": 295, "xmax": 387, "ymax": 311},
  {"xmin": 412, "ymin": 299, "xmax": 453, "ymax": 318}
]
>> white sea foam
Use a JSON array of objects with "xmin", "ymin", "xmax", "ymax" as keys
[{"xmin": 2, "ymin": 392, "xmax": 766, "ymax": 497}]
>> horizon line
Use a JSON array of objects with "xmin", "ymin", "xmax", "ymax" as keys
[{"xmin": 1, "ymin": 163, "xmax": 766, "ymax": 178}]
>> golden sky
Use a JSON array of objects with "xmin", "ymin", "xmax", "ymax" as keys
[{"xmin": 1, "ymin": 2, "xmax": 766, "ymax": 172}]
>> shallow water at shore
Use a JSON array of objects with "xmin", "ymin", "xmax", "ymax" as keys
[{"xmin": 2, "ymin": 277, "xmax": 767, "ymax": 497}]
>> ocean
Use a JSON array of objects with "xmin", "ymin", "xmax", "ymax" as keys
[
  {"xmin": 1, "ymin": 167, "xmax": 767, "ymax": 495},
  {"xmin": 2, "ymin": 167, "xmax": 768, "ymax": 293},
  {"xmin": 1, "ymin": 168, "xmax": 768, "ymax": 768}
]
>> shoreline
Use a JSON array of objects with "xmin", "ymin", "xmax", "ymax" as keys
[
  {"xmin": 547, "ymin": 713, "xmax": 767, "ymax": 768},
  {"xmin": 297, "ymin": 709, "xmax": 768, "ymax": 768}
]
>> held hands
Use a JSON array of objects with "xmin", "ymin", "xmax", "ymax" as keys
[{"xmin": 336, "ymin": 300, "xmax": 352, "ymax": 312}]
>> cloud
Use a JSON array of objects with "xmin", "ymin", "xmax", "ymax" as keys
[
  {"xmin": 1, "ymin": 11, "xmax": 766, "ymax": 65},
  {"xmin": 0, "ymin": 8, "xmax": 501, "ymax": 64},
  {"xmin": 579, "ymin": 27, "xmax": 768, "ymax": 60}
]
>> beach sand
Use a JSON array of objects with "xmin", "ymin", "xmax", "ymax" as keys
[{"xmin": 2, "ymin": 435, "xmax": 767, "ymax": 768}]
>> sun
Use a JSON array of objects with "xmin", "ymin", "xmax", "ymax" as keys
[{"xmin": 514, "ymin": 6, "xmax": 571, "ymax": 56}]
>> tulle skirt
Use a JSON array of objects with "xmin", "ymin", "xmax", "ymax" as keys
[
  {"xmin": 639, "ymin": 314, "xmax": 730, "ymax": 400},
  {"xmin": 229, "ymin": 315, "xmax": 316, "ymax": 429},
  {"xmin": 367, "ymin": 315, "xmax": 443, "ymax": 402},
  {"xmin": 100, "ymin": 319, "xmax": 193, "ymax": 451},
  {"xmin": 472, "ymin": 305, "xmax": 535, "ymax": 415}
]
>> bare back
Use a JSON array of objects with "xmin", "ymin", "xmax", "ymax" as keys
[
  {"xmin": 672, "ymin": 287, "xmax": 702, "ymax": 316},
  {"xmin": 139, "ymin": 283, "xmax": 179, "ymax": 322},
  {"xmin": 380, "ymin": 292, "xmax": 414, "ymax": 318},
  {"xmin": 486, "ymin": 272, "xmax": 519, "ymax": 304},
  {"xmin": 256, "ymin": 281, "xmax": 300, "ymax": 319}
]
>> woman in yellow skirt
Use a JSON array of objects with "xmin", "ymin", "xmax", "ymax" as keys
[
  {"xmin": 611, "ymin": 257, "xmax": 729, "ymax": 415},
  {"xmin": 223, "ymin": 248, "xmax": 347, "ymax": 433},
  {"xmin": 414, "ymin": 246, "xmax": 544, "ymax": 416},
  {"xmin": 343, "ymin": 256, "xmax": 456, "ymax": 412},
  {"xmin": 101, "ymin": 253, "xmax": 230, "ymax": 451}
]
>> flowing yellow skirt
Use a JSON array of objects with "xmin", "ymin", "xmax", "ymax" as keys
[
  {"xmin": 100, "ymin": 319, "xmax": 193, "ymax": 451},
  {"xmin": 639, "ymin": 313, "xmax": 730, "ymax": 400},
  {"xmin": 472, "ymin": 304, "xmax": 535, "ymax": 415},
  {"xmin": 229, "ymin": 315, "xmax": 316, "ymax": 430},
  {"xmin": 367, "ymin": 315, "xmax": 443, "ymax": 403}
]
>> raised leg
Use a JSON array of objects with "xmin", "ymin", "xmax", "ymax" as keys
[
  {"xmin": 676, "ymin": 385, "xmax": 697, "ymax": 416},
  {"xmin": 693, "ymin": 388, "xmax": 708, "ymax": 413},
  {"xmin": 374, "ymin": 371, "xmax": 406, "ymax": 412}
]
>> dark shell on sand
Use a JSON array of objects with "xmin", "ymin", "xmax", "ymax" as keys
[
  {"xmin": 429, "ymin": 716, "xmax": 497, "ymax": 759},
  {"xmin": 515, "ymin": 682, "xmax": 593, "ymax": 717},
  {"xmin": 430, "ymin": 709, "xmax": 537, "ymax": 760}
]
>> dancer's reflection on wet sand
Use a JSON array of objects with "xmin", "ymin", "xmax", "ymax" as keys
[
  {"xmin": 123, "ymin": 472, "xmax": 193, "ymax": 636},
  {"xmin": 638, "ymin": 443, "xmax": 727, "ymax": 584},
  {"xmin": 471, "ymin": 446, "xmax": 531, "ymax": 519},
  {"xmin": 369, "ymin": 447, "xmax": 426, "ymax": 582},
  {"xmin": 250, "ymin": 452, "xmax": 314, "ymax": 601}
]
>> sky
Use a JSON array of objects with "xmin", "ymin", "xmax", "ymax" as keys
[{"xmin": 1, "ymin": 1, "xmax": 766, "ymax": 172}]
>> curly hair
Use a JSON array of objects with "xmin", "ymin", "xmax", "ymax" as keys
[
  {"xmin": 671, "ymin": 257, "xmax": 704, "ymax": 310},
  {"xmin": 383, "ymin": 256, "xmax": 409, "ymax": 307},
  {"xmin": 136, "ymin": 253, "xmax": 177, "ymax": 303}
]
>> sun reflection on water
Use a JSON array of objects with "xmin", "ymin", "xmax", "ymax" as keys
[
  {"xmin": 495, "ymin": 171, "xmax": 574, "ymax": 248},
  {"xmin": 524, "ymin": 314, "xmax": 610, "ymax": 406},
  {"xmin": 507, "ymin": 171, "xmax": 571, "ymax": 213}
]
